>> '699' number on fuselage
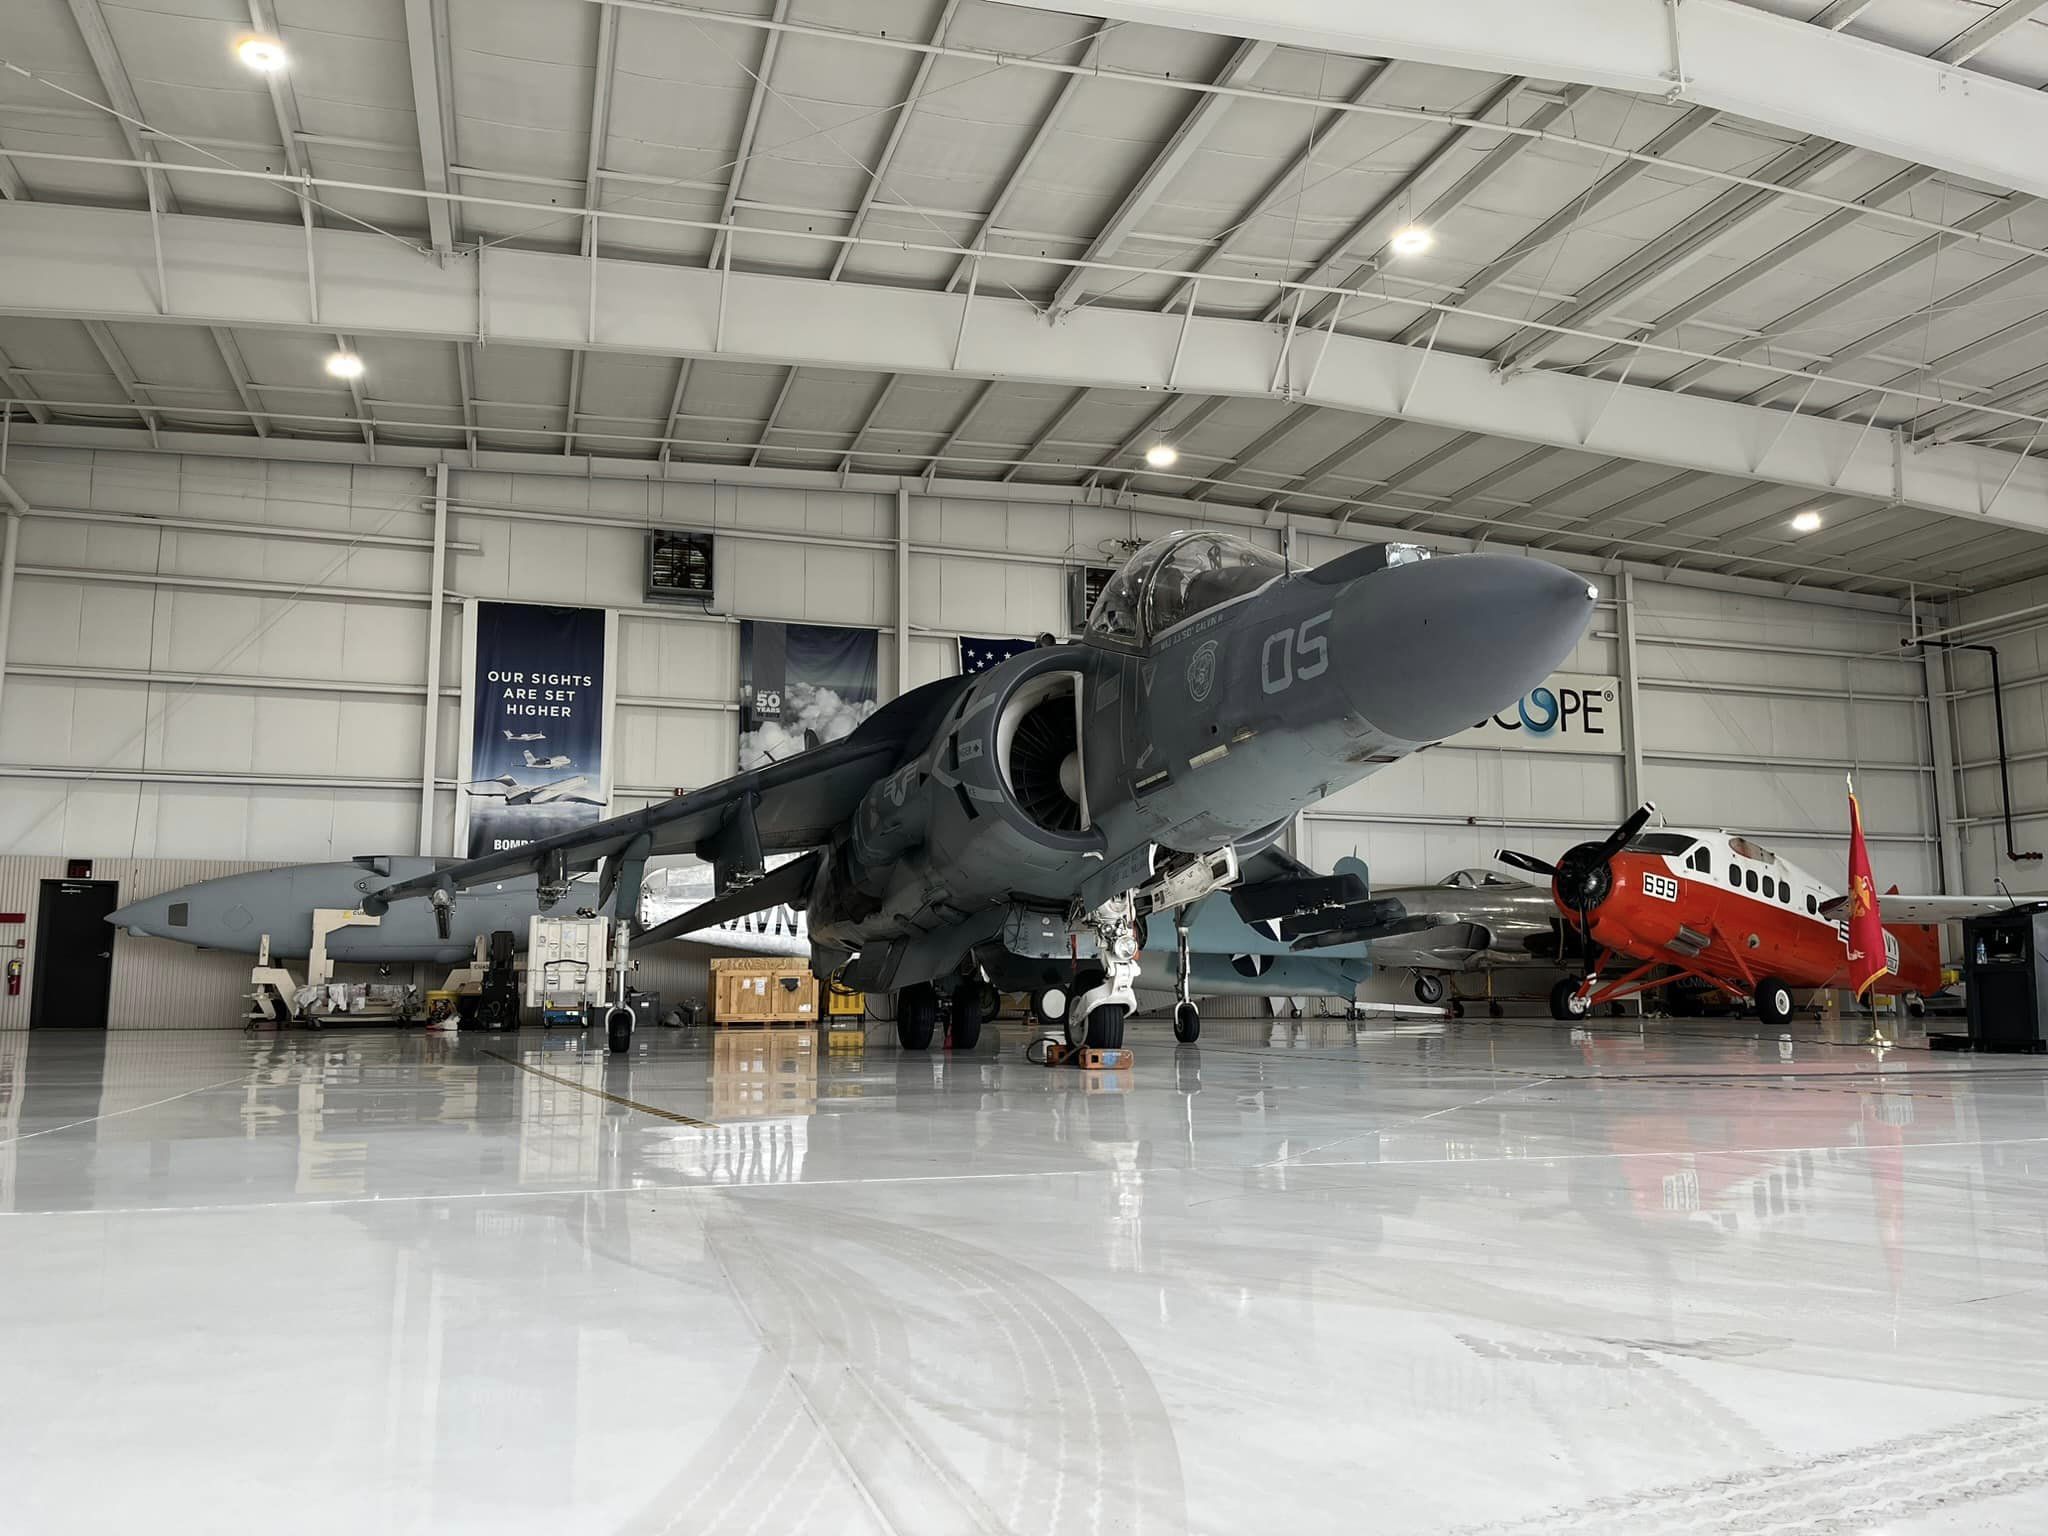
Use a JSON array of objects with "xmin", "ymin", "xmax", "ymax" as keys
[{"xmin": 1261, "ymin": 612, "xmax": 1332, "ymax": 695}]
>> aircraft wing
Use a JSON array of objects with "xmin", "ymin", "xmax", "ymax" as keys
[
  {"xmin": 1820, "ymin": 892, "xmax": 2030, "ymax": 925},
  {"xmin": 365, "ymin": 675, "xmax": 967, "ymax": 912}
]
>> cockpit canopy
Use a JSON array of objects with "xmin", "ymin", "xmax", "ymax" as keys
[
  {"xmin": 1443, "ymin": 868, "xmax": 1521, "ymax": 889},
  {"xmin": 1086, "ymin": 530, "xmax": 1293, "ymax": 646}
]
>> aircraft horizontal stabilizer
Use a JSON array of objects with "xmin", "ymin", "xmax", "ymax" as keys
[
  {"xmin": 1230, "ymin": 872, "xmax": 1369, "ymax": 927},
  {"xmin": 637, "ymin": 851, "xmax": 820, "ymax": 946}
]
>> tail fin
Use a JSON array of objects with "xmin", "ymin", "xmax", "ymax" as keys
[
  {"xmin": 1333, "ymin": 854, "xmax": 1370, "ymax": 900},
  {"xmin": 523, "ymin": 750, "xmax": 540, "ymax": 766}
]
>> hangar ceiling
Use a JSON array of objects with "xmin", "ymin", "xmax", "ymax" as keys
[{"xmin": 5, "ymin": 0, "xmax": 2048, "ymax": 594}]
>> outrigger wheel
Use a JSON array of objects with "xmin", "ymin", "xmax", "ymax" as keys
[{"xmin": 1412, "ymin": 972, "xmax": 1446, "ymax": 1006}]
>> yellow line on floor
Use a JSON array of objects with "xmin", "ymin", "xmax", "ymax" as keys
[{"xmin": 477, "ymin": 1047, "xmax": 717, "ymax": 1128}]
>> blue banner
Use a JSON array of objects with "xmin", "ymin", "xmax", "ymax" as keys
[{"xmin": 463, "ymin": 602, "xmax": 608, "ymax": 858}]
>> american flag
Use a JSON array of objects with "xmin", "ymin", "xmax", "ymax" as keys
[{"xmin": 959, "ymin": 636, "xmax": 1035, "ymax": 674}]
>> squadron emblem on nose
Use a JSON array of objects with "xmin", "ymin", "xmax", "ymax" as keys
[{"xmin": 1186, "ymin": 640, "xmax": 1219, "ymax": 702}]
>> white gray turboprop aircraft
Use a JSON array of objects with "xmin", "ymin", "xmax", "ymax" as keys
[
  {"xmin": 502, "ymin": 729, "xmax": 548, "ymax": 743},
  {"xmin": 522, "ymin": 749, "xmax": 573, "ymax": 770}
]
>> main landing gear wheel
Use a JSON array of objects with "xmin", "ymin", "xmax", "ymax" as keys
[
  {"xmin": 1550, "ymin": 978, "xmax": 1592, "ymax": 1022},
  {"xmin": 1412, "ymin": 973, "xmax": 1446, "ymax": 1006},
  {"xmin": 1173, "ymin": 1000, "xmax": 1201, "ymax": 1043},
  {"xmin": 949, "ymin": 981, "xmax": 984, "ymax": 1052},
  {"xmin": 605, "ymin": 1005, "xmax": 635, "ymax": 1055},
  {"xmin": 1752, "ymin": 975, "xmax": 1795, "ymax": 1029},
  {"xmin": 895, "ymin": 981, "xmax": 937, "ymax": 1051}
]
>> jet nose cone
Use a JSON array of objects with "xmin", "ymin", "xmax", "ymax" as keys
[
  {"xmin": 106, "ymin": 893, "xmax": 171, "ymax": 937},
  {"xmin": 1336, "ymin": 553, "xmax": 1595, "ymax": 743}
]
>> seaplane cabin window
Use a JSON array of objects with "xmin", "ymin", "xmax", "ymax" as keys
[
  {"xmin": 1745, "ymin": 869, "xmax": 1759, "ymax": 893},
  {"xmin": 1689, "ymin": 847, "xmax": 1711, "ymax": 873},
  {"xmin": 1728, "ymin": 864, "xmax": 1740, "ymax": 887},
  {"xmin": 1761, "ymin": 876, "xmax": 1775, "ymax": 900},
  {"xmin": 1807, "ymin": 893, "xmax": 1819, "ymax": 915},
  {"xmin": 1779, "ymin": 882, "xmax": 1792, "ymax": 905}
]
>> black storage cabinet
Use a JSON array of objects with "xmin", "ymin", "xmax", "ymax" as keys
[{"xmin": 1962, "ymin": 904, "xmax": 2048, "ymax": 1051}]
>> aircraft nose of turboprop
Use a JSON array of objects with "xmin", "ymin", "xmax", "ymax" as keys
[{"xmin": 1330, "ymin": 553, "xmax": 1596, "ymax": 744}]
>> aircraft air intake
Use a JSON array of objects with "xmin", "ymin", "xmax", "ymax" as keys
[{"xmin": 998, "ymin": 672, "xmax": 1086, "ymax": 834}]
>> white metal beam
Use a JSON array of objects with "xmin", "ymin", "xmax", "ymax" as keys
[
  {"xmin": 830, "ymin": 0, "xmax": 961, "ymax": 283},
  {"xmin": 1049, "ymin": 37, "xmax": 1276, "ymax": 315},
  {"xmin": 12, "ymin": 202, "xmax": 2048, "ymax": 533},
  {"xmin": 1934, "ymin": 0, "xmax": 2048, "ymax": 64},
  {"xmin": 1000, "ymin": 0, "xmax": 2048, "ymax": 201},
  {"xmin": 943, "ymin": 26, "xmax": 1105, "ymax": 294},
  {"xmin": 1279, "ymin": 75, "xmax": 1530, "ymax": 328},
  {"xmin": 1001, "ymin": 387, "xmax": 1091, "ymax": 481},
  {"xmin": 79, "ymin": 319, "xmax": 159, "ymax": 444},
  {"xmin": 1659, "ymin": 190, "xmax": 2039, "ymax": 397},
  {"xmin": 1159, "ymin": 59, "xmax": 1393, "ymax": 314},
  {"xmin": 708, "ymin": 0, "xmax": 792, "ymax": 272},
  {"xmin": 1496, "ymin": 136, "xmax": 1853, "ymax": 373},
  {"xmin": 401, "ymin": 0, "xmax": 459, "ymax": 256}
]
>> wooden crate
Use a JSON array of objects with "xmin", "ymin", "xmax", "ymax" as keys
[{"xmin": 710, "ymin": 956, "xmax": 820, "ymax": 1025}]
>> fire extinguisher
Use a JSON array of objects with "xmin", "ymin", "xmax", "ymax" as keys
[{"xmin": 6, "ymin": 959, "xmax": 20, "ymax": 996}]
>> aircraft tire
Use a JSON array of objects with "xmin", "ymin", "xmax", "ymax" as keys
[
  {"xmin": 1412, "ymin": 972, "xmax": 1446, "ymax": 1006},
  {"xmin": 1173, "ymin": 1000, "xmax": 1201, "ymax": 1043},
  {"xmin": 949, "ymin": 982, "xmax": 984, "ymax": 1052},
  {"xmin": 1549, "ymin": 978, "xmax": 1591, "ymax": 1022},
  {"xmin": 1754, "ymin": 975, "xmax": 1795, "ymax": 1028},
  {"xmin": 1085, "ymin": 1003, "xmax": 1127, "ymax": 1049},
  {"xmin": 605, "ymin": 1005, "xmax": 634, "ymax": 1055},
  {"xmin": 896, "ymin": 982, "xmax": 938, "ymax": 1051}
]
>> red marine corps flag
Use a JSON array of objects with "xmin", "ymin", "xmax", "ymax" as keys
[{"xmin": 1845, "ymin": 774, "xmax": 1889, "ymax": 997}]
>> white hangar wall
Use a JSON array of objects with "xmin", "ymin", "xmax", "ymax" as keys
[
  {"xmin": 1937, "ymin": 575, "xmax": 2048, "ymax": 896},
  {"xmin": 0, "ymin": 443, "xmax": 1940, "ymax": 911}
]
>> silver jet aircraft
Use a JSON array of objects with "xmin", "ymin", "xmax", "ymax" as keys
[
  {"xmin": 1261, "ymin": 863, "xmax": 1563, "ymax": 1011},
  {"xmin": 359, "ymin": 531, "xmax": 1594, "ymax": 1051}
]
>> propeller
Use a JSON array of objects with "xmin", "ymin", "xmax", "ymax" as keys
[{"xmin": 1497, "ymin": 802, "xmax": 1657, "ymax": 977}]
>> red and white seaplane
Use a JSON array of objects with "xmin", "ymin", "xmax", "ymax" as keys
[{"xmin": 1498, "ymin": 802, "xmax": 1992, "ymax": 1025}]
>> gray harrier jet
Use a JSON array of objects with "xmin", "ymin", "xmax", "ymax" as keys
[{"xmin": 361, "ymin": 531, "xmax": 1594, "ymax": 1050}]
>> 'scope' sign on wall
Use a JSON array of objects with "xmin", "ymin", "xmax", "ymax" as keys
[{"xmin": 1444, "ymin": 673, "xmax": 1622, "ymax": 754}]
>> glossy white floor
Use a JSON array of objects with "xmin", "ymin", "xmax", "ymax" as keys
[{"xmin": 3, "ymin": 1015, "xmax": 2047, "ymax": 1535}]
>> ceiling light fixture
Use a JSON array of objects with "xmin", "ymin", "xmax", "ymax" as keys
[
  {"xmin": 325, "ymin": 351, "xmax": 365, "ymax": 380},
  {"xmin": 1388, "ymin": 225, "xmax": 1433, "ymax": 257},
  {"xmin": 1143, "ymin": 442, "xmax": 1179, "ymax": 469},
  {"xmin": 235, "ymin": 35, "xmax": 287, "ymax": 72},
  {"xmin": 1790, "ymin": 508, "xmax": 1824, "ymax": 533}
]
